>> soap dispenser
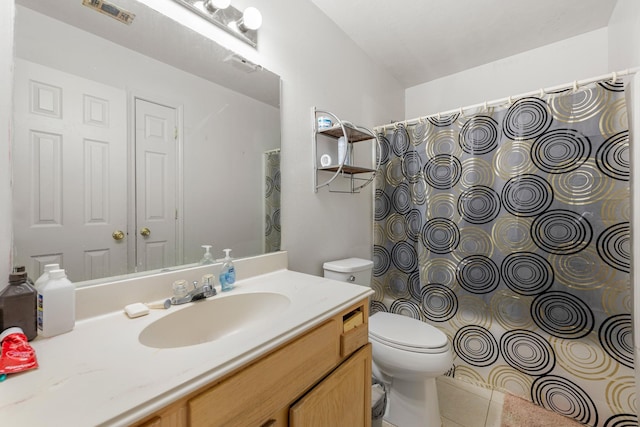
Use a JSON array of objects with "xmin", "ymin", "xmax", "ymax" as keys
[
  {"xmin": 200, "ymin": 245, "xmax": 214, "ymax": 265},
  {"xmin": 219, "ymin": 249, "xmax": 236, "ymax": 292}
]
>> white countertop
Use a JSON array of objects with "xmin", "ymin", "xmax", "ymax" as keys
[{"xmin": 2, "ymin": 269, "xmax": 372, "ymax": 426}]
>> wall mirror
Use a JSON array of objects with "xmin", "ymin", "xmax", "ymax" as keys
[{"xmin": 12, "ymin": 0, "xmax": 281, "ymax": 286}]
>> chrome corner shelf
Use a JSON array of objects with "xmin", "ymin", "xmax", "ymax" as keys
[{"xmin": 313, "ymin": 107, "xmax": 381, "ymax": 193}]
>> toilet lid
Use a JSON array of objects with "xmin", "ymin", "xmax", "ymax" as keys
[{"xmin": 369, "ymin": 312, "xmax": 449, "ymax": 352}]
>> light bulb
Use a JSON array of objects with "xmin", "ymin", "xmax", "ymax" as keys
[
  {"xmin": 203, "ymin": 0, "xmax": 230, "ymax": 12},
  {"xmin": 237, "ymin": 6, "xmax": 262, "ymax": 31}
]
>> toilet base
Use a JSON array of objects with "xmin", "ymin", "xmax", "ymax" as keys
[{"xmin": 384, "ymin": 377, "xmax": 441, "ymax": 427}]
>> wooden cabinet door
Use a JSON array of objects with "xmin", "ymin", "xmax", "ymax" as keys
[
  {"xmin": 289, "ymin": 344, "xmax": 371, "ymax": 427},
  {"xmin": 132, "ymin": 400, "xmax": 187, "ymax": 427},
  {"xmin": 188, "ymin": 320, "xmax": 341, "ymax": 426}
]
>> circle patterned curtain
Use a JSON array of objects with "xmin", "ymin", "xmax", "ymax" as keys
[{"xmin": 373, "ymin": 79, "xmax": 635, "ymax": 426}]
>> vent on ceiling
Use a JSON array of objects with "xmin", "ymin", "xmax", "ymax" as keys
[{"xmin": 82, "ymin": 0, "xmax": 135, "ymax": 25}]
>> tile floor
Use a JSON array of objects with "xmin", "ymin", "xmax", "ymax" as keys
[{"xmin": 381, "ymin": 376, "xmax": 505, "ymax": 427}]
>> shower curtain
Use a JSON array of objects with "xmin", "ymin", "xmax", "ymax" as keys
[
  {"xmin": 264, "ymin": 149, "xmax": 281, "ymax": 253},
  {"xmin": 373, "ymin": 79, "xmax": 635, "ymax": 426}
]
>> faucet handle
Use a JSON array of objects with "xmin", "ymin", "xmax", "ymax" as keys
[
  {"xmin": 201, "ymin": 273, "xmax": 217, "ymax": 297},
  {"xmin": 172, "ymin": 280, "xmax": 188, "ymax": 298}
]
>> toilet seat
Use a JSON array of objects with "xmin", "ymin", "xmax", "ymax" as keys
[{"xmin": 369, "ymin": 312, "xmax": 449, "ymax": 354}]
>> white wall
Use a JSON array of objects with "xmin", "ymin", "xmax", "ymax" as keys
[
  {"xmin": 608, "ymin": 0, "xmax": 640, "ymax": 71},
  {"xmin": 607, "ymin": 0, "xmax": 640, "ymax": 411},
  {"xmin": 630, "ymin": 70, "xmax": 640, "ymax": 426},
  {"xmin": 252, "ymin": 0, "xmax": 405, "ymax": 275},
  {"xmin": 0, "ymin": 2, "xmax": 14, "ymax": 288},
  {"xmin": 405, "ymin": 28, "xmax": 609, "ymax": 118},
  {"xmin": 14, "ymin": 7, "xmax": 279, "ymax": 267}
]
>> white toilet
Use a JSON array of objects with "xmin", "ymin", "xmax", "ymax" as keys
[{"xmin": 323, "ymin": 258, "xmax": 453, "ymax": 427}]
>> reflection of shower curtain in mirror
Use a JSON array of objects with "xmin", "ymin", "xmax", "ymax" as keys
[
  {"xmin": 264, "ymin": 150, "xmax": 281, "ymax": 253},
  {"xmin": 373, "ymin": 78, "xmax": 635, "ymax": 426}
]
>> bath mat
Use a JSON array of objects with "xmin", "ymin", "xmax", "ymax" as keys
[{"xmin": 500, "ymin": 394, "xmax": 583, "ymax": 427}]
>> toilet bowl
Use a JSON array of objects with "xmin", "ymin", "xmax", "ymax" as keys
[
  {"xmin": 369, "ymin": 312, "xmax": 452, "ymax": 427},
  {"xmin": 323, "ymin": 258, "xmax": 453, "ymax": 427}
]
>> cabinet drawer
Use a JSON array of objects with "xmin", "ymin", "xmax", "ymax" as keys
[
  {"xmin": 340, "ymin": 323, "xmax": 368, "ymax": 358},
  {"xmin": 189, "ymin": 319, "xmax": 340, "ymax": 426}
]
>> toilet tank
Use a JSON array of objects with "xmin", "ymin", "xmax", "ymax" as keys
[{"xmin": 323, "ymin": 258, "xmax": 374, "ymax": 287}]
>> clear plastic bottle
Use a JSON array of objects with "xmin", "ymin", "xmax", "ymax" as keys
[
  {"xmin": 200, "ymin": 245, "xmax": 214, "ymax": 265},
  {"xmin": 37, "ymin": 269, "xmax": 75, "ymax": 337},
  {"xmin": 338, "ymin": 136, "xmax": 347, "ymax": 165},
  {"xmin": 0, "ymin": 271, "xmax": 38, "ymax": 340},
  {"xmin": 34, "ymin": 263, "xmax": 60, "ymax": 292},
  {"xmin": 219, "ymin": 249, "xmax": 236, "ymax": 292}
]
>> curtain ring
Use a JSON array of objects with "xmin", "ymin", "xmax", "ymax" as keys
[
  {"xmin": 437, "ymin": 112, "xmax": 441, "ymax": 120},
  {"xmin": 612, "ymin": 72, "xmax": 618, "ymax": 84},
  {"xmin": 459, "ymin": 107, "xmax": 464, "ymax": 117},
  {"xmin": 539, "ymin": 88, "xmax": 544, "ymax": 98},
  {"xmin": 508, "ymin": 96, "xmax": 513, "ymax": 105},
  {"xmin": 483, "ymin": 101, "xmax": 488, "ymax": 111},
  {"xmin": 573, "ymin": 80, "xmax": 579, "ymax": 91}
]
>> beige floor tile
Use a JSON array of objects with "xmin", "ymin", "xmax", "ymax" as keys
[
  {"xmin": 442, "ymin": 417, "xmax": 466, "ymax": 427},
  {"xmin": 484, "ymin": 397, "xmax": 504, "ymax": 427},
  {"xmin": 437, "ymin": 379, "xmax": 491, "ymax": 427},
  {"xmin": 438, "ymin": 376, "xmax": 493, "ymax": 400},
  {"xmin": 490, "ymin": 389, "xmax": 505, "ymax": 405}
]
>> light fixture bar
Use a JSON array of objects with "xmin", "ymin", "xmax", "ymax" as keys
[{"xmin": 172, "ymin": 0, "xmax": 258, "ymax": 48}]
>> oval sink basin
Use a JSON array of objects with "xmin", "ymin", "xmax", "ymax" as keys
[{"xmin": 139, "ymin": 292, "xmax": 291, "ymax": 349}]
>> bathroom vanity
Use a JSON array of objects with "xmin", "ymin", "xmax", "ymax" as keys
[
  {"xmin": 3, "ymin": 252, "xmax": 373, "ymax": 426},
  {"xmin": 134, "ymin": 301, "xmax": 371, "ymax": 426}
]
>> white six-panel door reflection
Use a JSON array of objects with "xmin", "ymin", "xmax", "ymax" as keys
[
  {"xmin": 13, "ymin": 59, "xmax": 128, "ymax": 282},
  {"xmin": 134, "ymin": 98, "xmax": 178, "ymax": 272}
]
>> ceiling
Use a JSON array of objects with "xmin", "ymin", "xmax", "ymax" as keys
[{"xmin": 311, "ymin": 0, "xmax": 619, "ymax": 88}]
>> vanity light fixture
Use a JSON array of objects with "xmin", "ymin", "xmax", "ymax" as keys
[
  {"xmin": 173, "ymin": 0, "xmax": 262, "ymax": 48},
  {"xmin": 236, "ymin": 6, "xmax": 262, "ymax": 32},
  {"xmin": 203, "ymin": 0, "xmax": 231, "ymax": 12}
]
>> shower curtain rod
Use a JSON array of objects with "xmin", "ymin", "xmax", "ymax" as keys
[{"xmin": 375, "ymin": 67, "xmax": 640, "ymax": 133}]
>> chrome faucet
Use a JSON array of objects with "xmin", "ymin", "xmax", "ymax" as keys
[{"xmin": 171, "ymin": 280, "xmax": 217, "ymax": 305}]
